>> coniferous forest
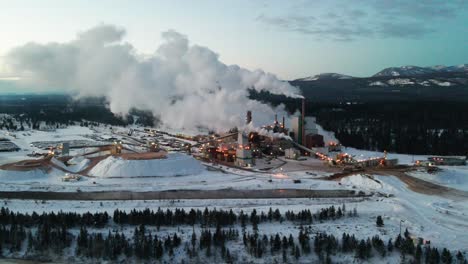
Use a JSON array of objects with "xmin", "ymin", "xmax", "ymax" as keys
[
  {"xmin": 0, "ymin": 206, "xmax": 464, "ymax": 263},
  {"xmin": 250, "ymin": 90, "xmax": 468, "ymax": 156}
]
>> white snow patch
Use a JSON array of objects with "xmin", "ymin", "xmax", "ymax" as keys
[
  {"xmin": 387, "ymin": 78, "xmax": 414, "ymax": 85},
  {"xmin": 298, "ymin": 76, "xmax": 319, "ymax": 81},
  {"xmin": 340, "ymin": 174, "xmax": 382, "ymax": 190},
  {"xmin": 89, "ymin": 153, "xmax": 205, "ymax": 177},
  {"xmin": 429, "ymin": 79, "xmax": 452, "ymax": 86},
  {"xmin": 369, "ymin": 81, "xmax": 387, "ymax": 86},
  {"xmin": 419, "ymin": 81, "xmax": 430, "ymax": 86}
]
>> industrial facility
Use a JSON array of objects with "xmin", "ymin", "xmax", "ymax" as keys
[{"xmin": 194, "ymin": 98, "xmax": 400, "ymax": 170}]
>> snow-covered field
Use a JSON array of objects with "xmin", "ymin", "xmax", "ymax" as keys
[
  {"xmin": 3, "ymin": 173, "xmax": 468, "ymax": 252},
  {"xmin": 409, "ymin": 166, "xmax": 468, "ymax": 192},
  {"xmin": 0, "ymin": 164, "xmax": 342, "ymax": 193}
]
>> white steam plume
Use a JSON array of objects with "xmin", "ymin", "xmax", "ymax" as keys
[
  {"xmin": 242, "ymin": 122, "xmax": 292, "ymax": 140},
  {"xmin": 5, "ymin": 24, "xmax": 302, "ymax": 131}
]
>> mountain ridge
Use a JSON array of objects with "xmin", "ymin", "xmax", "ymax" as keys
[{"xmin": 294, "ymin": 64, "xmax": 468, "ymax": 81}]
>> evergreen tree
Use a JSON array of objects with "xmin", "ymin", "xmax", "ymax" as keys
[{"xmin": 376, "ymin": 215, "xmax": 384, "ymax": 227}]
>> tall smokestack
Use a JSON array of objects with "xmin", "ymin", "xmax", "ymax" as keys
[
  {"xmin": 282, "ymin": 116, "xmax": 285, "ymax": 128},
  {"xmin": 274, "ymin": 114, "xmax": 278, "ymax": 125},
  {"xmin": 302, "ymin": 98, "xmax": 305, "ymax": 145},
  {"xmin": 246, "ymin": 110, "xmax": 252, "ymax": 125}
]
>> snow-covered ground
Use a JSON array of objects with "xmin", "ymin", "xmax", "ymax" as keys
[
  {"xmin": 409, "ymin": 166, "xmax": 468, "ymax": 192},
  {"xmin": 88, "ymin": 153, "xmax": 204, "ymax": 177},
  {"xmin": 0, "ymin": 164, "xmax": 341, "ymax": 193},
  {"xmin": 3, "ymin": 172, "xmax": 468, "ymax": 252}
]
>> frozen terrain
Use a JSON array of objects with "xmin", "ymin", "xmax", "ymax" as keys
[
  {"xmin": 409, "ymin": 166, "xmax": 468, "ymax": 192},
  {"xmin": 88, "ymin": 153, "xmax": 204, "ymax": 177}
]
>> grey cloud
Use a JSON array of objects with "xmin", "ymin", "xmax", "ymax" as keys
[
  {"xmin": 256, "ymin": 0, "xmax": 467, "ymax": 41},
  {"xmin": 370, "ymin": 0, "xmax": 466, "ymax": 19},
  {"xmin": 257, "ymin": 14, "xmax": 373, "ymax": 41},
  {"xmin": 378, "ymin": 21, "xmax": 435, "ymax": 38}
]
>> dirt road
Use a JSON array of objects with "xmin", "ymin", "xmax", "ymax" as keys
[
  {"xmin": 370, "ymin": 168, "xmax": 468, "ymax": 200},
  {"xmin": 0, "ymin": 188, "xmax": 366, "ymax": 200},
  {"xmin": 321, "ymin": 166, "xmax": 468, "ymax": 200}
]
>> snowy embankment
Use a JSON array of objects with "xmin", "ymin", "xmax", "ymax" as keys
[
  {"xmin": 51, "ymin": 156, "xmax": 90, "ymax": 173},
  {"xmin": 88, "ymin": 153, "xmax": 204, "ymax": 177},
  {"xmin": 409, "ymin": 166, "xmax": 468, "ymax": 192},
  {"xmin": 340, "ymin": 174, "xmax": 383, "ymax": 191}
]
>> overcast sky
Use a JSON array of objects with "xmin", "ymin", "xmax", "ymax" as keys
[{"xmin": 0, "ymin": 0, "xmax": 467, "ymax": 80}]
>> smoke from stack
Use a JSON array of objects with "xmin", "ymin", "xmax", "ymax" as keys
[
  {"xmin": 4, "ymin": 24, "xmax": 303, "ymax": 132},
  {"xmin": 243, "ymin": 122, "xmax": 291, "ymax": 140}
]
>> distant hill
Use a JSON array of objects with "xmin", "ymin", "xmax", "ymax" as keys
[
  {"xmin": 294, "ymin": 73, "xmax": 354, "ymax": 81},
  {"xmin": 289, "ymin": 65, "xmax": 468, "ymax": 102},
  {"xmin": 373, "ymin": 64, "xmax": 468, "ymax": 77}
]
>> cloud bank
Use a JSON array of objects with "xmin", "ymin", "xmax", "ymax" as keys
[
  {"xmin": 4, "ymin": 25, "xmax": 302, "ymax": 131},
  {"xmin": 256, "ymin": 0, "xmax": 467, "ymax": 41}
]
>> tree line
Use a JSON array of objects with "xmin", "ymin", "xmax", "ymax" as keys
[
  {"xmin": 315, "ymin": 102, "xmax": 468, "ymax": 156},
  {"xmin": 0, "ymin": 206, "xmax": 465, "ymax": 263},
  {"xmin": 112, "ymin": 205, "xmax": 353, "ymax": 228}
]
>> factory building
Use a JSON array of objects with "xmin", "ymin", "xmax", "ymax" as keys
[
  {"xmin": 262, "ymin": 114, "xmax": 288, "ymax": 135},
  {"xmin": 303, "ymin": 117, "xmax": 325, "ymax": 148},
  {"xmin": 290, "ymin": 116, "xmax": 303, "ymax": 144},
  {"xmin": 428, "ymin": 157, "xmax": 466, "ymax": 166},
  {"xmin": 305, "ymin": 134, "xmax": 324, "ymax": 148},
  {"xmin": 60, "ymin": 142, "xmax": 70, "ymax": 156},
  {"xmin": 235, "ymin": 132, "xmax": 253, "ymax": 167}
]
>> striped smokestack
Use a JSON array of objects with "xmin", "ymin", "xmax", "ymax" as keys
[{"xmin": 302, "ymin": 98, "xmax": 305, "ymax": 145}]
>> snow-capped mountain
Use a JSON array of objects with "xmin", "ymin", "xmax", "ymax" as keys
[
  {"xmin": 294, "ymin": 73, "xmax": 354, "ymax": 81},
  {"xmin": 295, "ymin": 64, "xmax": 467, "ymax": 81},
  {"xmin": 436, "ymin": 64, "xmax": 468, "ymax": 73},
  {"xmin": 373, "ymin": 64, "xmax": 468, "ymax": 77},
  {"xmin": 289, "ymin": 64, "xmax": 468, "ymax": 103}
]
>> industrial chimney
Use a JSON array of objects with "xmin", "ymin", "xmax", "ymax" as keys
[
  {"xmin": 246, "ymin": 111, "xmax": 252, "ymax": 124},
  {"xmin": 302, "ymin": 98, "xmax": 306, "ymax": 145}
]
